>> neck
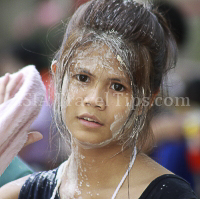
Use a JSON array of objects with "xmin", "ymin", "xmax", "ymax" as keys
[
  {"xmin": 78, "ymin": 142, "xmax": 132, "ymax": 179},
  {"xmin": 61, "ymin": 140, "xmax": 134, "ymax": 198}
]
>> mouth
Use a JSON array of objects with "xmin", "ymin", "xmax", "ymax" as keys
[
  {"xmin": 81, "ymin": 117, "xmax": 100, "ymax": 123},
  {"xmin": 77, "ymin": 114, "xmax": 103, "ymax": 128}
]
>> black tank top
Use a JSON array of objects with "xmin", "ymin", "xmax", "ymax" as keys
[{"xmin": 18, "ymin": 167, "xmax": 197, "ymax": 199}]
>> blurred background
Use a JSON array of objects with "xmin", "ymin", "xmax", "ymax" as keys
[{"xmin": 0, "ymin": 0, "xmax": 200, "ymax": 197}]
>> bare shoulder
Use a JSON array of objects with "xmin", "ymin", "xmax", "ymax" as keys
[
  {"xmin": 0, "ymin": 175, "xmax": 30, "ymax": 199},
  {"xmin": 138, "ymin": 153, "xmax": 172, "ymax": 175},
  {"xmin": 128, "ymin": 153, "xmax": 172, "ymax": 198},
  {"xmin": 133, "ymin": 153, "xmax": 172, "ymax": 183}
]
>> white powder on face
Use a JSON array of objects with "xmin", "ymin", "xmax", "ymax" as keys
[
  {"xmin": 110, "ymin": 113, "xmax": 124, "ymax": 135},
  {"xmin": 71, "ymin": 43, "xmax": 125, "ymax": 77},
  {"xmin": 117, "ymin": 55, "xmax": 127, "ymax": 71},
  {"xmin": 117, "ymin": 55, "xmax": 125, "ymax": 66},
  {"xmin": 61, "ymin": 42, "xmax": 132, "ymax": 150},
  {"xmin": 73, "ymin": 105, "xmax": 132, "ymax": 150},
  {"xmin": 110, "ymin": 105, "xmax": 131, "ymax": 136}
]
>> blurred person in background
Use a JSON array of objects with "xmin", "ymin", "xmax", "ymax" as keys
[{"xmin": 149, "ymin": 1, "xmax": 200, "ymax": 197}]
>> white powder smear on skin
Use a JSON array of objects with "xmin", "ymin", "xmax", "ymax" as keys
[
  {"xmin": 61, "ymin": 147, "xmax": 81, "ymax": 199},
  {"xmin": 110, "ymin": 104, "xmax": 131, "ymax": 137},
  {"xmin": 110, "ymin": 113, "xmax": 126, "ymax": 136},
  {"xmin": 61, "ymin": 42, "xmax": 131, "ymax": 149},
  {"xmin": 57, "ymin": 39, "xmax": 135, "ymax": 198}
]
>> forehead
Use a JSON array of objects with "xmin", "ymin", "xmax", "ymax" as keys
[{"xmin": 70, "ymin": 42, "xmax": 127, "ymax": 77}]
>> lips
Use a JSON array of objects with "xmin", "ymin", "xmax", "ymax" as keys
[
  {"xmin": 77, "ymin": 113, "xmax": 103, "ymax": 128},
  {"xmin": 81, "ymin": 117, "xmax": 99, "ymax": 123}
]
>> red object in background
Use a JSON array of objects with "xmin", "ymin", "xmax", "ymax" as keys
[
  {"xmin": 40, "ymin": 69, "xmax": 54, "ymax": 103},
  {"xmin": 75, "ymin": 0, "xmax": 90, "ymax": 9},
  {"xmin": 187, "ymin": 149, "xmax": 200, "ymax": 173}
]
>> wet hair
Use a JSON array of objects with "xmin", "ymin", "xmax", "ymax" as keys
[{"xmin": 52, "ymin": 0, "xmax": 177, "ymax": 153}]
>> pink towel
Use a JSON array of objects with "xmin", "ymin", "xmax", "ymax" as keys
[{"xmin": 0, "ymin": 65, "xmax": 46, "ymax": 175}]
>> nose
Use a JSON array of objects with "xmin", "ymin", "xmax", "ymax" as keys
[{"xmin": 83, "ymin": 85, "xmax": 106, "ymax": 111}]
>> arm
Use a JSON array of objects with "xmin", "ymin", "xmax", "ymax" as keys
[
  {"xmin": 0, "ymin": 156, "xmax": 33, "ymax": 187},
  {"xmin": 0, "ymin": 175, "xmax": 29, "ymax": 199}
]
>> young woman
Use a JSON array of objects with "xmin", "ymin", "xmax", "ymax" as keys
[{"xmin": 0, "ymin": 0, "xmax": 197, "ymax": 198}]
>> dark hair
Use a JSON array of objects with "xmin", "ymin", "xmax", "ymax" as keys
[
  {"xmin": 155, "ymin": 1, "xmax": 187, "ymax": 48},
  {"xmin": 52, "ymin": 0, "xmax": 177, "ymax": 153}
]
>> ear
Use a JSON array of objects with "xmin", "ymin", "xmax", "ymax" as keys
[{"xmin": 51, "ymin": 60, "xmax": 57, "ymax": 74}]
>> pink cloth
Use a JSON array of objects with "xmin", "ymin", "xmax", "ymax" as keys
[{"xmin": 0, "ymin": 65, "xmax": 46, "ymax": 175}]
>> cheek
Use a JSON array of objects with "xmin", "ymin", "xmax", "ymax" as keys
[
  {"xmin": 61, "ymin": 81, "xmax": 78, "ymax": 126},
  {"xmin": 62, "ymin": 82, "xmax": 87, "ymax": 125},
  {"xmin": 65, "ymin": 81, "xmax": 87, "ymax": 106},
  {"xmin": 67, "ymin": 84, "xmax": 78, "ymax": 105},
  {"xmin": 110, "ymin": 107, "xmax": 130, "ymax": 135},
  {"xmin": 109, "ymin": 96, "xmax": 132, "ymax": 136}
]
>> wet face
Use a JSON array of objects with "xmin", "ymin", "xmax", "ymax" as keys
[{"xmin": 61, "ymin": 43, "xmax": 132, "ymax": 147}]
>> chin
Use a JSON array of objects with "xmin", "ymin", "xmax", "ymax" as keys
[{"xmin": 72, "ymin": 136, "xmax": 114, "ymax": 149}]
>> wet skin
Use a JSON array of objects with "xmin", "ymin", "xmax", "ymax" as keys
[{"xmin": 62, "ymin": 44, "xmax": 132, "ymax": 147}]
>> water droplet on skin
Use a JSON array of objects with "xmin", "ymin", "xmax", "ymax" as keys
[
  {"xmin": 86, "ymin": 182, "xmax": 90, "ymax": 187},
  {"xmin": 84, "ymin": 174, "xmax": 88, "ymax": 179},
  {"xmin": 77, "ymin": 190, "xmax": 81, "ymax": 195}
]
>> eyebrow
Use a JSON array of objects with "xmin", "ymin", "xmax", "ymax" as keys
[
  {"xmin": 81, "ymin": 69, "xmax": 94, "ymax": 77},
  {"xmin": 74, "ymin": 66, "xmax": 129, "ymax": 85},
  {"xmin": 108, "ymin": 78, "xmax": 129, "ymax": 85},
  {"xmin": 74, "ymin": 67, "xmax": 95, "ymax": 77}
]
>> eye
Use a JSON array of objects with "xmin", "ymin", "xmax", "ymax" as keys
[
  {"xmin": 76, "ymin": 74, "xmax": 90, "ymax": 83},
  {"xmin": 111, "ymin": 83, "xmax": 125, "ymax": 92}
]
